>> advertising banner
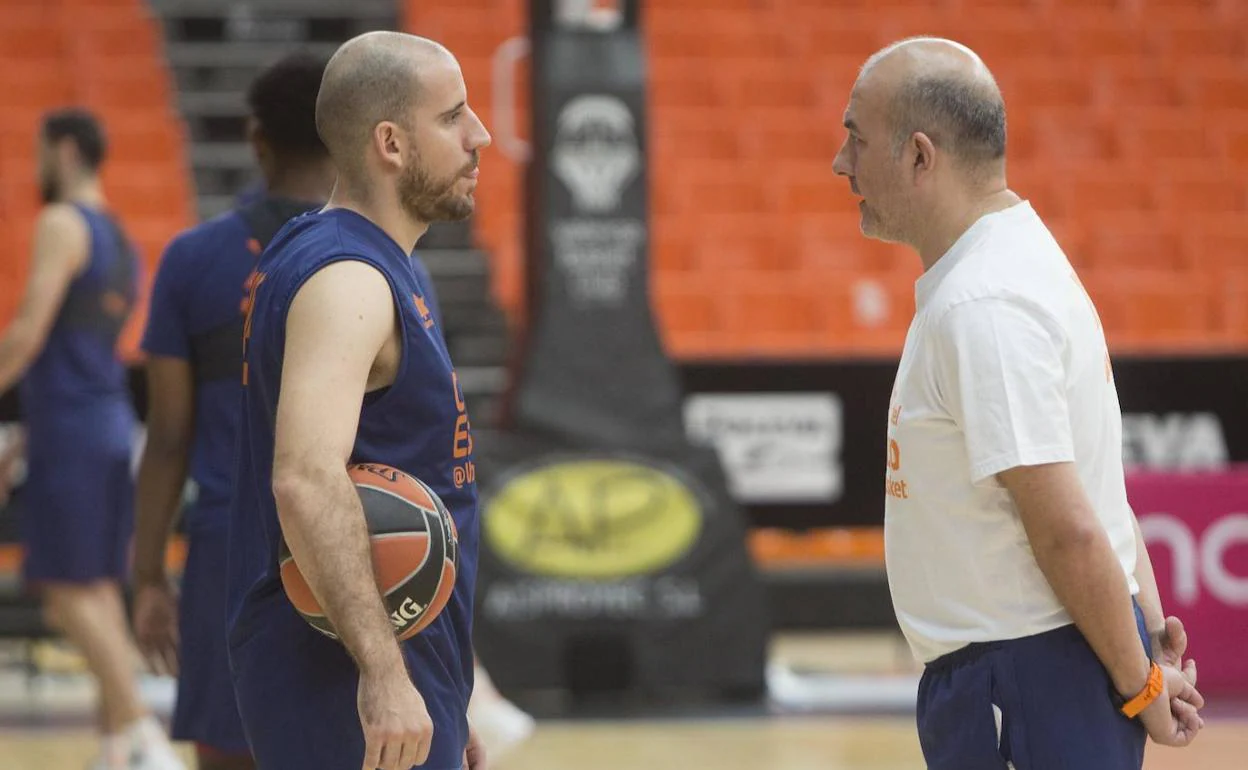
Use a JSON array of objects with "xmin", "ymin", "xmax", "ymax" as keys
[{"xmin": 1132, "ymin": 466, "xmax": 1248, "ymax": 695}]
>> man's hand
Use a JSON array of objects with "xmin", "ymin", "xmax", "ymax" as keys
[
  {"xmin": 132, "ymin": 582, "xmax": 179, "ymax": 677},
  {"xmin": 1138, "ymin": 664, "xmax": 1205, "ymax": 748},
  {"xmin": 358, "ymin": 669, "xmax": 434, "ymax": 770},
  {"xmin": 0, "ymin": 427, "xmax": 25, "ymax": 507},
  {"xmin": 1153, "ymin": 615, "xmax": 1198, "ymax": 688},
  {"xmin": 464, "ymin": 719, "xmax": 488, "ymax": 770}
]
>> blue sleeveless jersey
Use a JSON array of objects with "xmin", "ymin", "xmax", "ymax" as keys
[
  {"xmin": 142, "ymin": 197, "xmax": 319, "ymax": 531},
  {"xmin": 20, "ymin": 203, "xmax": 137, "ymax": 448},
  {"xmin": 226, "ymin": 208, "xmax": 479, "ymax": 770}
]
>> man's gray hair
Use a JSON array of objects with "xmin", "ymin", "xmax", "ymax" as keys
[
  {"xmin": 861, "ymin": 37, "xmax": 1008, "ymax": 171},
  {"xmin": 890, "ymin": 75, "xmax": 1007, "ymax": 168}
]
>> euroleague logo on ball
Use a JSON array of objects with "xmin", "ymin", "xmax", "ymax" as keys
[
  {"xmin": 482, "ymin": 456, "xmax": 704, "ymax": 580},
  {"xmin": 355, "ymin": 462, "xmax": 400, "ymax": 483}
]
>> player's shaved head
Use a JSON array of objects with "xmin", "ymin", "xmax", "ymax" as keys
[
  {"xmin": 858, "ymin": 37, "xmax": 1006, "ymax": 174},
  {"xmin": 315, "ymin": 31, "xmax": 454, "ymax": 178}
]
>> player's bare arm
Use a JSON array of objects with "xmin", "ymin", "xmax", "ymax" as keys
[
  {"xmin": 0, "ymin": 204, "xmax": 89, "ymax": 392},
  {"xmin": 132, "ymin": 356, "xmax": 195, "ymax": 676},
  {"xmin": 271, "ymin": 259, "xmax": 432, "ymax": 770},
  {"xmin": 999, "ymin": 462, "xmax": 1204, "ymax": 746}
]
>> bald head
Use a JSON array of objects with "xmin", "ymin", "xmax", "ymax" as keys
[
  {"xmin": 315, "ymin": 31, "xmax": 455, "ymax": 175},
  {"xmin": 858, "ymin": 37, "xmax": 1006, "ymax": 173}
]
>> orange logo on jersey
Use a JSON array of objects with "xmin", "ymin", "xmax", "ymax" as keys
[
  {"xmin": 101, "ymin": 290, "xmax": 129, "ymax": 318},
  {"xmin": 885, "ymin": 437, "xmax": 909, "ymax": 500},
  {"xmin": 241, "ymin": 271, "xmax": 266, "ymax": 386},
  {"xmin": 885, "ymin": 403, "xmax": 909, "ymax": 500},
  {"xmin": 450, "ymin": 371, "xmax": 475, "ymax": 487},
  {"xmin": 413, "ymin": 294, "xmax": 435, "ymax": 329}
]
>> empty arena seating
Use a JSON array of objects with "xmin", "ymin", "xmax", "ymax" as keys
[
  {"xmin": 415, "ymin": 1, "xmax": 1248, "ymax": 356},
  {"xmin": 0, "ymin": 0, "xmax": 194, "ymax": 360}
]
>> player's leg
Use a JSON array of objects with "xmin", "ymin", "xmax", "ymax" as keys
[
  {"xmin": 176, "ymin": 526, "xmax": 255, "ymax": 769},
  {"xmin": 21, "ymin": 447, "xmax": 163, "ymax": 768},
  {"xmin": 44, "ymin": 580, "xmax": 146, "ymax": 730}
]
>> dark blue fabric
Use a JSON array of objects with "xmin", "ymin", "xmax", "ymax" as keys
[
  {"xmin": 20, "ymin": 438, "xmax": 133, "ymax": 583},
  {"xmin": 171, "ymin": 525, "xmax": 250, "ymax": 753},
  {"xmin": 917, "ymin": 602, "xmax": 1151, "ymax": 770}
]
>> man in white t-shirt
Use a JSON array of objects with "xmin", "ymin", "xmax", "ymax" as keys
[{"xmin": 830, "ymin": 37, "xmax": 1205, "ymax": 769}]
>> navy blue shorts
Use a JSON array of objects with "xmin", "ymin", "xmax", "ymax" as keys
[
  {"xmin": 172, "ymin": 524, "xmax": 250, "ymax": 755},
  {"xmin": 916, "ymin": 602, "xmax": 1150, "ymax": 770},
  {"xmin": 19, "ymin": 444, "xmax": 134, "ymax": 584},
  {"xmin": 229, "ymin": 596, "xmax": 469, "ymax": 770}
]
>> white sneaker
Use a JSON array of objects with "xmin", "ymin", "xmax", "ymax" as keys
[
  {"xmin": 468, "ymin": 694, "xmax": 536, "ymax": 759},
  {"xmin": 127, "ymin": 716, "xmax": 187, "ymax": 770}
]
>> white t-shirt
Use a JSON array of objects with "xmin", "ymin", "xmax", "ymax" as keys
[{"xmin": 884, "ymin": 200, "xmax": 1140, "ymax": 664}]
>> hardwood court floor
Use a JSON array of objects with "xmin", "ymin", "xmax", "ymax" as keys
[
  {"xmin": 1, "ymin": 718, "xmax": 1245, "ymax": 770},
  {"xmin": 0, "ymin": 632, "xmax": 1244, "ymax": 769}
]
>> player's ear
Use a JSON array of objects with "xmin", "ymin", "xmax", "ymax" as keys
[
  {"xmin": 373, "ymin": 121, "xmax": 406, "ymax": 172},
  {"xmin": 246, "ymin": 117, "xmax": 270, "ymax": 168},
  {"xmin": 55, "ymin": 137, "xmax": 80, "ymax": 176}
]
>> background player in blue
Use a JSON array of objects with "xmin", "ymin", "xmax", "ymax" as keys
[
  {"xmin": 130, "ymin": 52, "xmax": 335, "ymax": 770},
  {"xmin": 0, "ymin": 109, "xmax": 185, "ymax": 770},
  {"xmin": 227, "ymin": 31, "xmax": 491, "ymax": 770}
]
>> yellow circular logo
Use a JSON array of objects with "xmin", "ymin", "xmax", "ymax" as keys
[{"xmin": 483, "ymin": 458, "xmax": 703, "ymax": 580}]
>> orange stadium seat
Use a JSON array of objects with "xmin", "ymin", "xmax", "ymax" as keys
[
  {"xmin": 650, "ymin": 217, "xmax": 700, "ymax": 274},
  {"xmin": 653, "ymin": 276, "xmax": 723, "ymax": 338},
  {"xmin": 1222, "ymin": 271, "xmax": 1248, "ymax": 344},
  {"xmin": 1224, "ymin": 124, "xmax": 1248, "ymax": 165},
  {"xmin": 1064, "ymin": 21, "xmax": 1151, "ymax": 60},
  {"xmin": 694, "ymin": 214, "xmax": 802, "ymax": 273},
  {"xmin": 1094, "ymin": 65, "xmax": 1185, "ymax": 111},
  {"xmin": 0, "ymin": 11, "xmax": 66, "ymax": 60},
  {"xmin": 1155, "ymin": 170, "xmax": 1247, "ymax": 218},
  {"xmin": 1182, "ymin": 215, "xmax": 1248, "ymax": 275},
  {"xmin": 1082, "ymin": 216, "xmax": 1186, "ymax": 273},
  {"xmin": 0, "ymin": 0, "xmax": 193, "ymax": 354},
  {"xmin": 405, "ymin": 0, "xmax": 1247, "ymax": 356},
  {"xmin": 1152, "ymin": 20, "xmax": 1245, "ymax": 60}
]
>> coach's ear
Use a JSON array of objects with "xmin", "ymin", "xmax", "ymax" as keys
[{"xmin": 911, "ymin": 131, "xmax": 937, "ymax": 181}]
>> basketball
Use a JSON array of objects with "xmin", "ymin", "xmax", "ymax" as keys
[{"xmin": 278, "ymin": 462, "xmax": 459, "ymax": 642}]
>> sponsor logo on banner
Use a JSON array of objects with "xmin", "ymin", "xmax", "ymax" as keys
[
  {"xmin": 482, "ymin": 457, "xmax": 703, "ymax": 580},
  {"xmin": 1121, "ymin": 412, "xmax": 1229, "ymax": 471},
  {"xmin": 683, "ymin": 393, "xmax": 843, "ymax": 504},
  {"xmin": 1140, "ymin": 512, "xmax": 1248, "ymax": 607},
  {"xmin": 551, "ymin": 95, "xmax": 639, "ymax": 214}
]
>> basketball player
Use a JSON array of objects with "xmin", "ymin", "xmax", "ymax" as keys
[
  {"xmin": 830, "ymin": 39, "xmax": 1205, "ymax": 768},
  {"xmin": 0, "ymin": 109, "xmax": 184, "ymax": 770},
  {"xmin": 226, "ymin": 31, "xmax": 490, "ymax": 770},
  {"xmin": 131, "ymin": 52, "xmax": 335, "ymax": 770}
]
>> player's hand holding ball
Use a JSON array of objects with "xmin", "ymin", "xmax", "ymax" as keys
[
  {"xmin": 1138, "ymin": 663, "xmax": 1205, "ymax": 748},
  {"xmin": 359, "ymin": 664, "xmax": 434, "ymax": 770}
]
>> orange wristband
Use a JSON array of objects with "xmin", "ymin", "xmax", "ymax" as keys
[{"xmin": 1120, "ymin": 662, "xmax": 1164, "ymax": 719}]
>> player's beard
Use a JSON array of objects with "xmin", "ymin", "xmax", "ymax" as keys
[{"xmin": 397, "ymin": 152, "xmax": 477, "ymax": 223}]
